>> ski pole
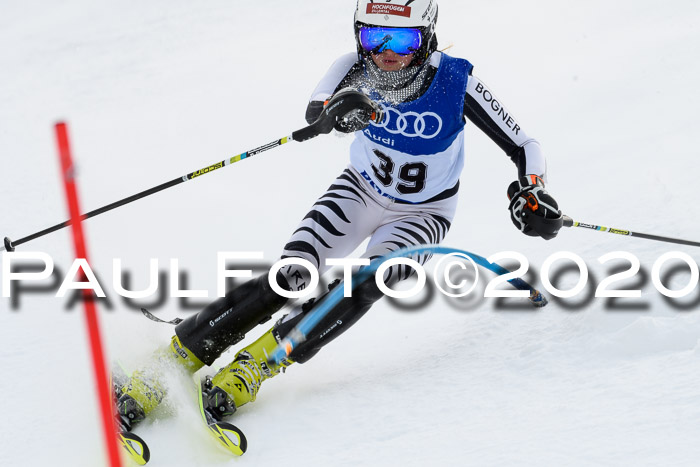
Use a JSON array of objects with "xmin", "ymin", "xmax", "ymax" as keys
[
  {"xmin": 1, "ymin": 90, "xmax": 381, "ymax": 252},
  {"xmin": 0, "ymin": 108, "xmax": 351, "ymax": 253},
  {"xmin": 562, "ymin": 215, "xmax": 700, "ymax": 248},
  {"xmin": 2, "ymin": 135, "xmax": 291, "ymax": 252}
]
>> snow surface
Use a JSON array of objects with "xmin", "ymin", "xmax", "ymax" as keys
[{"xmin": 1, "ymin": 1, "xmax": 700, "ymax": 466}]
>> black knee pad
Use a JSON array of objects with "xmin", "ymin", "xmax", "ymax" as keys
[{"xmin": 175, "ymin": 274, "xmax": 289, "ymax": 365}]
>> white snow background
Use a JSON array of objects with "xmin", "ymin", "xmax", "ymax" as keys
[{"xmin": 1, "ymin": 1, "xmax": 700, "ymax": 466}]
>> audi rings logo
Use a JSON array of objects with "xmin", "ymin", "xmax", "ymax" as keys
[{"xmin": 370, "ymin": 106, "xmax": 443, "ymax": 139}]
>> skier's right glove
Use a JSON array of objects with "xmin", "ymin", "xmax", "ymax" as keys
[
  {"xmin": 324, "ymin": 89, "xmax": 383, "ymax": 133},
  {"xmin": 294, "ymin": 90, "xmax": 383, "ymax": 142},
  {"xmin": 507, "ymin": 175, "xmax": 563, "ymax": 240}
]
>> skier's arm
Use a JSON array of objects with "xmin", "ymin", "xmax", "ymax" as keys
[
  {"xmin": 306, "ymin": 53, "xmax": 361, "ymax": 124},
  {"xmin": 464, "ymin": 75, "xmax": 562, "ymax": 239},
  {"xmin": 464, "ymin": 75, "xmax": 546, "ymax": 179}
]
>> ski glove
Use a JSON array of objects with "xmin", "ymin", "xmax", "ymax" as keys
[
  {"xmin": 324, "ymin": 89, "xmax": 383, "ymax": 133},
  {"xmin": 507, "ymin": 175, "xmax": 563, "ymax": 240},
  {"xmin": 294, "ymin": 90, "xmax": 383, "ymax": 142}
]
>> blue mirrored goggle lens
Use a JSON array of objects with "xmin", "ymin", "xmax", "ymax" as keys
[{"xmin": 359, "ymin": 27, "xmax": 422, "ymax": 55}]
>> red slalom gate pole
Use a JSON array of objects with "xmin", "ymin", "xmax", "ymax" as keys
[{"xmin": 55, "ymin": 122, "xmax": 122, "ymax": 467}]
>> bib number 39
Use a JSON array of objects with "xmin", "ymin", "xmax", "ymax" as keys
[{"xmin": 371, "ymin": 150, "xmax": 427, "ymax": 195}]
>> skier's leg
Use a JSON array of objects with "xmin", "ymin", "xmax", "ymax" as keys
[
  {"xmin": 171, "ymin": 163, "xmax": 379, "ymax": 369},
  {"xmin": 173, "ymin": 273, "xmax": 289, "ymax": 368},
  {"xmin": 116, "ymin": 273, "xmax": 290, "ymax": 430},
  {"xmin": 278, "ymin": 167, "xmax": 382, "ymax": 285},
  {"xmin": 120, "ymin": 168, "xmax": 381, "ymax": 426},
  {"xmin": 196, "ymin": 165, "xmax": 379, "ymax": 369},
  {"xmin": 275, "ymin": 197, "xmax": 458, "ymax": 363},
  {"xmin": 204, "ymin": 167, "xmax": 383, "ymax": 411}
]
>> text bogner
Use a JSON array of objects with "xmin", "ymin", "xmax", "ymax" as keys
[{"xmin": 475, "ymin": 82, "xmax": 521, "ymax": 136}]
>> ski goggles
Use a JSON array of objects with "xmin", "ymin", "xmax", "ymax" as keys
[{"xmin": 358, "ymin": 27, "xmax": 423, "ymax": 55}]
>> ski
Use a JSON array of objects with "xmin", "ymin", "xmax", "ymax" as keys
[
  {"xmin": 194, "ymin": 376, "xmax": 248, "ymax": 457},
  {"xmin": 118, "ymin": 431, "xmax": 151, "ymax": 465},
  {"xmin": 112, "ymin": 364, "xmax": 152, "ymax": 465},
  {"xmin": 122, "ymin": 313, "xmax": 247, "ymax": 457}
]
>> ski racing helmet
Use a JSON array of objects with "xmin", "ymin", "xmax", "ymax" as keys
[{"xmin": 354, "ymin": 0, "xmax": 439, "ymax": 65}]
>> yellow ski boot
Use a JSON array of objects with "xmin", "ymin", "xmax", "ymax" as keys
[
  {"xmin": 117, "ymin": 335, "xmax": 204, "ymax": 430},
  {"xmin": 203, "ymin": 327, "xmax": 292, "ymax": 420}
]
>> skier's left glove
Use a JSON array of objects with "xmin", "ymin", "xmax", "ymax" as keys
[
  {"xmin": 324, "ymin": 89, "xmax": 383, "ymax": 133},
  {"xmin": 507, "ymin": 175, "xmax": 563, "ymax": 240}
]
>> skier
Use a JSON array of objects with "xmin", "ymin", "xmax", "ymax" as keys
[{"xmin": 117, "ymin": 0, "xmax": 563, "ymax": 430}]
